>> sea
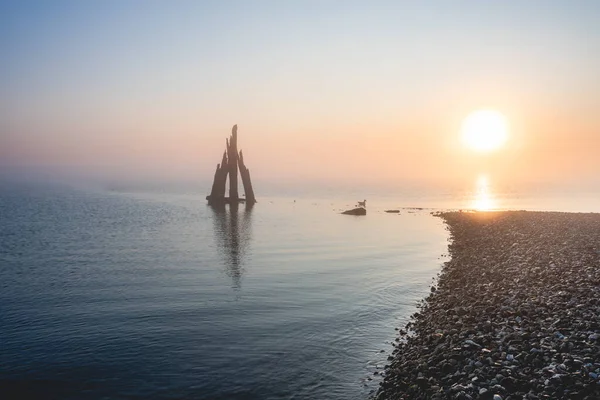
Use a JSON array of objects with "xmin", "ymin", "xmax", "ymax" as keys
[{"xmin": 1, "ymin": 178, "xmax": 598, "ymax": 399}]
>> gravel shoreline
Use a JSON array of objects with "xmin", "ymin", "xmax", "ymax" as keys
[{"xmin": 376, "ymin": 211, "xmax": 600, "ymax": 400}]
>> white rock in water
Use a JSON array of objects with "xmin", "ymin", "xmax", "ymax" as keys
[
  {"xmin": 506, "ymin": 354, "xmax": 514, "ymax": 361},
  {"xmin": 493, "ymin": 395, "xmax": 503, "ymax": 400}
]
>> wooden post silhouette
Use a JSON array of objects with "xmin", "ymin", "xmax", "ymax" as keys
[
  {"xmin": 238, "ymin": 150, "xmax": 256, "ymax": 205},
  {"xmin": 208, "ymin": 151, "xmax": 228, "ymax": 204},
  {"xmin": 226, "ymin": 125, "xmax": 239, "ymax": 201},
  {"xmin": 207, "ymin": 125, "xmax": 256, "ymax": 205}
]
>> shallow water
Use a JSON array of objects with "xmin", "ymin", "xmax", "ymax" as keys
[{"xmin": 0, "ymin": 183, "xmax": 449, "ymax": 399}]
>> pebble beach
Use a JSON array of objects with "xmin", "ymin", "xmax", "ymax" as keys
[{"xmin": 377, "ymin": 211, "xmax": 600, "ymax": 400}]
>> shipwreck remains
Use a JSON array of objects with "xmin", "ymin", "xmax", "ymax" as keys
[{"xmin": 207, "ymin": 125, "xmax": 256, "ymax": 205}]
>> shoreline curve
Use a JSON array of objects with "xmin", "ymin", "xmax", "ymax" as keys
[{"xmin": 376, "ymin": 210, "xmax": 600, "ymax": 400}]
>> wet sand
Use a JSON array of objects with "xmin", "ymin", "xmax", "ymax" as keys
[{"xmin": 377, "ymin": 211, "xmax": 600, "ymax": 400}]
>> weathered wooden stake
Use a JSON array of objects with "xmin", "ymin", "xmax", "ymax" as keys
[
  {"xmin": 208, "ymin": 164, "xmax": 221, "ymax": 200},
  {"xmin": 238, "ymin": 150, "xmax": 256, "ymax": 205},
  {"xmin": 217, "ymin": 151, "xmax": 228, "ymax": 198},
  {"xmin": 207, "ymin": 151, "xmax": 228, "ymax": 204},
  {"xmin": 227, "ymin": 125, "xmax": 239, "ymax": 201}
]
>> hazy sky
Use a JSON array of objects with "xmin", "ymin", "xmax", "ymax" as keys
[{"xmin": 1, "ymin": 1, "xmax": 599, "ymax": 190}]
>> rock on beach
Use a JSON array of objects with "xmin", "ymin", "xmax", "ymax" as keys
[{"xmin": 376, "ymin": 211, "xmax": 600, "ymax": 400}]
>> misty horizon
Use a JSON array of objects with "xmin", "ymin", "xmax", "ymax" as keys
[{"xmin": 2, "ymin": 1, "xmax": 599, "ymax": 194}]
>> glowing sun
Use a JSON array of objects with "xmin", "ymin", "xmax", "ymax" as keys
[{"xmin": 461, "ymin": 110, "xmax": 508, "ymax": 152}]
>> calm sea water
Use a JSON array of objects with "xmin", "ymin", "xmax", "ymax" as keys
[
  {"xmin": 0, "ymin": 182, "xmax": 451, "ymax": 400},
  {"xmin": 2, "ymin": 177, "xmax": 598, "ymax": 399}
]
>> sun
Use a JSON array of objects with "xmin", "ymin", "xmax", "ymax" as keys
[{"xmin": 461, "ymin": 109, "xmax": 508, "ymax": 152}]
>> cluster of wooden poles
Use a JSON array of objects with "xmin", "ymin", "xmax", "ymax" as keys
[{"xmin": 206, "ymin": 125, "xmax": 256, "ymax": 205}]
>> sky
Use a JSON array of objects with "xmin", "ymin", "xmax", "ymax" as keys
[{"xmin": 1, "ymin": 0, "xmax": 599, "ymax": 192}]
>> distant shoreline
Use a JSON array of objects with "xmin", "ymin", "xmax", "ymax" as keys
[{"xmin": 376, "ymin": 210, "xmax": 600, "ymax": 399}]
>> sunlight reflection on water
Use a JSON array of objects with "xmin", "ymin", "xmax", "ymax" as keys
[{"xmin": 471, "ymin": 174, "xmax": 497, "ymax": 211}]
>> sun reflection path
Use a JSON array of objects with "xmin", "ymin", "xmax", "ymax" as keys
[{"xmin": 472, "ymin": 175, "xmax": 497, "ymax": 211}]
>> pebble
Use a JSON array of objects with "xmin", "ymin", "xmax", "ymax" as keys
[{"xmin": 375, "ymin": 211, "xmax": 600, "ymax": 399}]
